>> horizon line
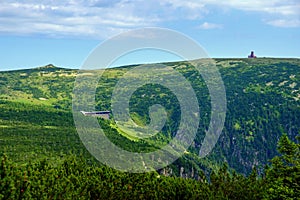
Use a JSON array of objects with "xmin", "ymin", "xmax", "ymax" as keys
[{"xmin": 1, "ymin": 57, "xmax": 300, "ymax": 72}]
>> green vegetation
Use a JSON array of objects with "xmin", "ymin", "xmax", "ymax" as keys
[
  {"xmin": 1, "ymin": 134, "xmax": 299, "ymax": 199},
  {"xmin": 0, "ymin": 58, "xmax": 300, "ymax": 198}
]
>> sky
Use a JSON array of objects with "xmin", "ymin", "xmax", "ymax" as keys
[{"xmin": 0, "ymin": 0, "xmax": 299, "ymax": 71}]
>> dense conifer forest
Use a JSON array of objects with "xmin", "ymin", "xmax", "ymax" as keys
[{"xmin": 0, "ymin": 58, "xmax": 299, "ymax": 199}]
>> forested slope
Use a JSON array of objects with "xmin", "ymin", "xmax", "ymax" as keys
[
  {"xmin": 1, "ymin": 134, "xmax": 299, "ymax": 199},
  {"xmin": 0, "ymin": 58, "xmax": 299, "ymax": 176}
]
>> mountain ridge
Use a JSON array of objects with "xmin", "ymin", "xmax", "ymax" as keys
[
  {"xmin": 0, "ymin": 57, "xmax": 299, "ymax": 175},
  {"xmin": 2, "ymin": 57, "xmax": 300, "ymax": 72}
]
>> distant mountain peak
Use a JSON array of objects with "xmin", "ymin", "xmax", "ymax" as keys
[
  {"xmin": 35, "ymin": 64, "xmax": 63, "ymax": 71},
  {"xmin": 43, "ymin": 64, "xmax": 57, "ymax": 69}
]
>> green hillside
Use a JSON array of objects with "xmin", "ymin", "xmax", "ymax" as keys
[
  {"xmin": 1, "ymin": 59, "xmax": 299, "ymax": 174},
  {"xmin": 0, "ymin": 58, "xmax": 300, "ymax": 198}
]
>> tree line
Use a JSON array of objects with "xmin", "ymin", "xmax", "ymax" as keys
[{"xmin": 1, "ymin": 134, "xmax": 299, "ymax": 199}]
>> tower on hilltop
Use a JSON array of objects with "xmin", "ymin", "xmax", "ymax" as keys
[{"xmin": 248, "ymin": 51, "xmax": 257, "ymax": 58}]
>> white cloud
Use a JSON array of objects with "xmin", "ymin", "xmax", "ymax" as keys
[
  {"xmin": 203, "ymin": 0, "xmax": 300, "ymax": 27},
  {"xmin": 0, "ymin": 1, "xmax": 157, "ymax": 38},
  {"xmin": 203, "ymin": 0, "xmax": 298, "ymax": 14},
  {"xmin": 266, "ymin": 19, "xmax": 300, "ymax": 28},
  {"xmin": 198, "ymin": 22, "xmax": 222, "ymax": 30},
  {"xmin": 0, "ymin": 0, "xmax": 299, "ymax": 38}
]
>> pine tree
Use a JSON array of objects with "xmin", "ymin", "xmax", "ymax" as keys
[{"xmin": 263, "ymin": 134, "xmax": 300, "ymax": 200}]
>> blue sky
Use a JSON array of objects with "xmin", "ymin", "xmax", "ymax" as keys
[{"xmin": 0, "ymin": 0, "xmax": 299, "ymax": 71}]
